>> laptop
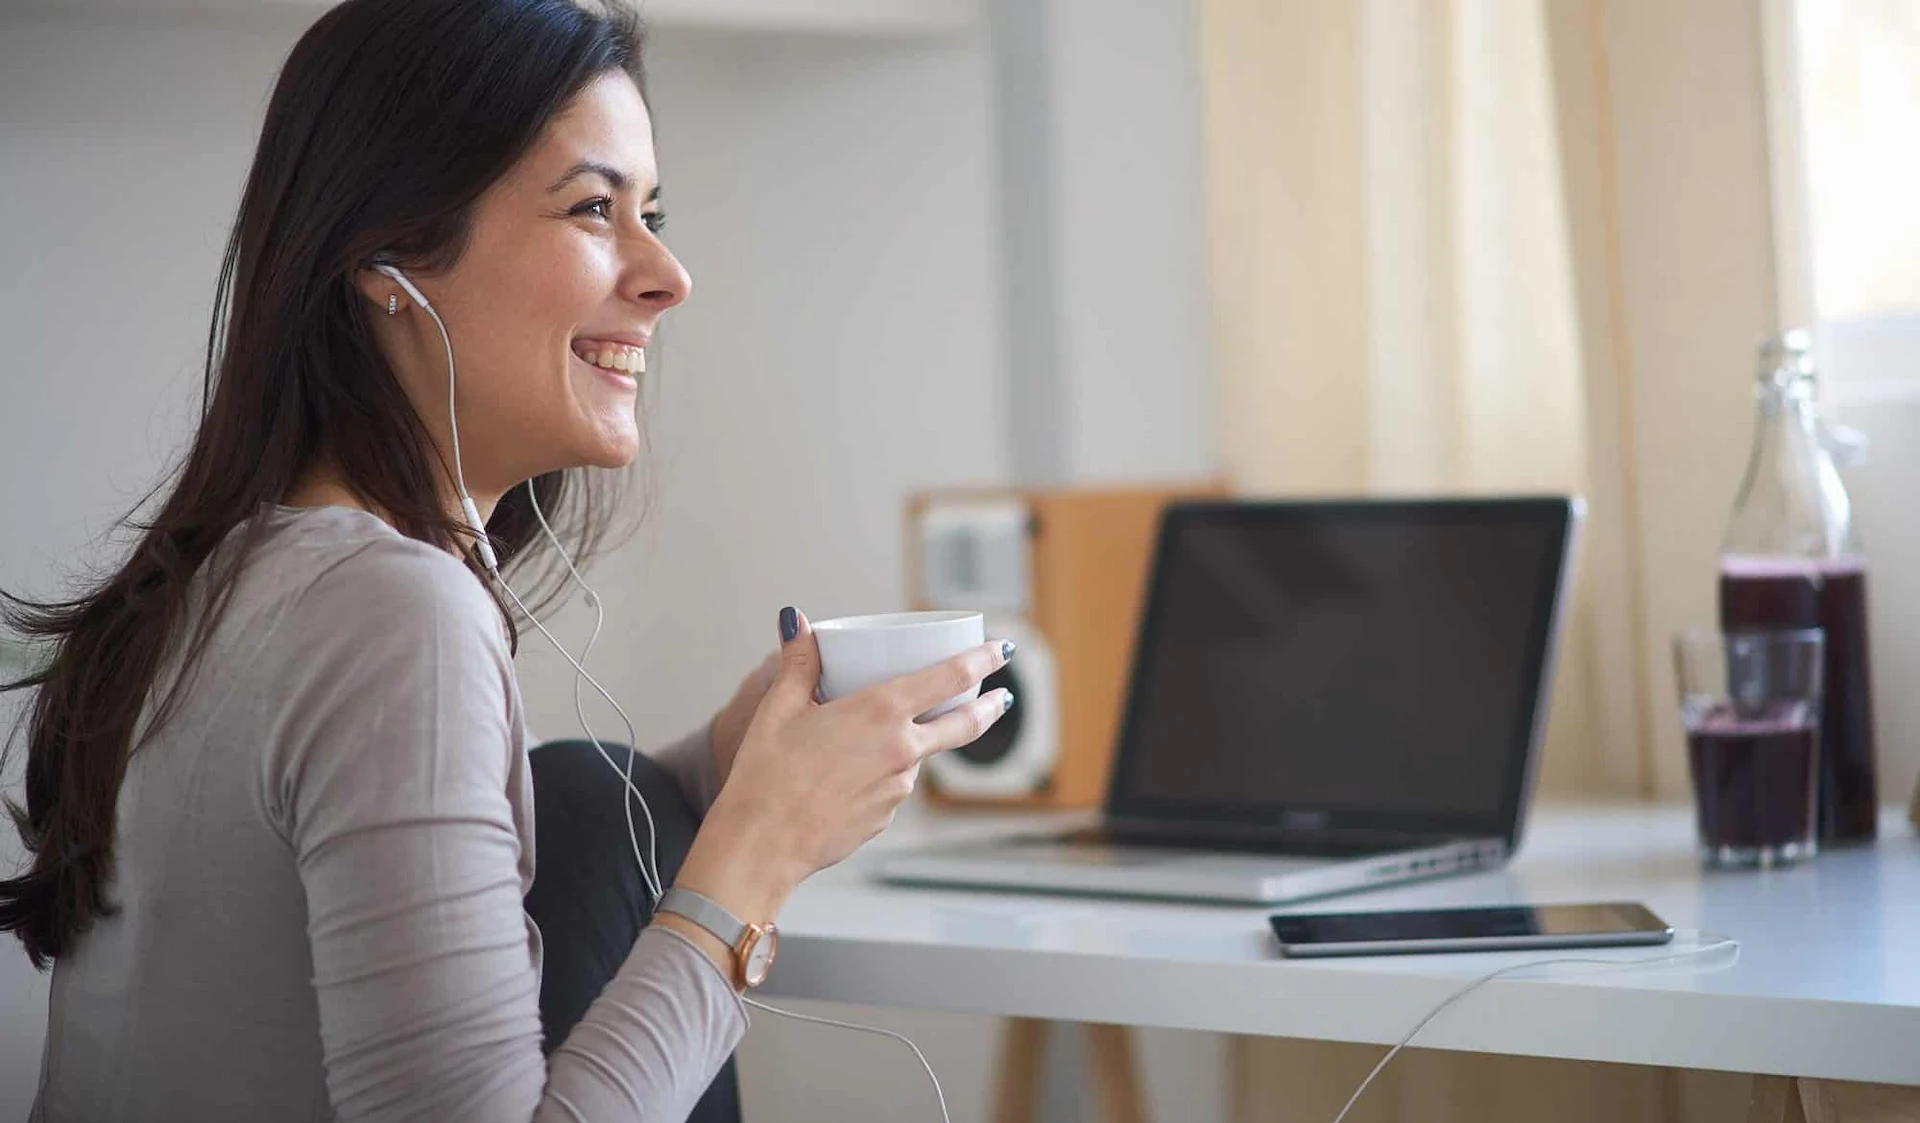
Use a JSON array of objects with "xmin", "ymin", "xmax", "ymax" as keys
[{"xmin": 878, "ymin": 496, "xmax": 1583, "ymax": 905}]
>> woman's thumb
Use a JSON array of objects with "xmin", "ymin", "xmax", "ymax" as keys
[{"xmin": 771, "ymin": 606, "xmax": 821, "ymax": 703}]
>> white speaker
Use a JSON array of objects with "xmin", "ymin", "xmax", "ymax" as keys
[
  {"xmin": 909, "ymin": 497, "xmax": 1062, "ymax": 799},
  {"xmin": 924, "ymin": 612, "xmax": 1059, "ymax": 797}
]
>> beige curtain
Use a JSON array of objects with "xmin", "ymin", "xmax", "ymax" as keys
[
  {"xmin": 1199, "ymin": 0, "xmax": 1787, "ymax": 804},
  {"xmin": 1197, "ymin": 0, "xmax": 1826, "ymax": 1117}
]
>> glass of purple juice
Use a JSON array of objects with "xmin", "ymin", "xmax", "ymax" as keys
[{"xmin": 1673, "ymin": 628, "xmax": 1824, "ymax": 869}]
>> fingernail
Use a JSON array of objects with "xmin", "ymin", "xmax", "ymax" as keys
[
  {"xmin": 779, "ymin": 606, "xmax": 799, "ymax": 643},
  {"xmin": 1002, "ymin": 690, "xmax": 1016, "ymax": 712},
  {"xmin": 1001, "ymin": 640, "xmax": 1016, "ymax": 661}
]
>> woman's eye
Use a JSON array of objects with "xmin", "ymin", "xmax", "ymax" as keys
[
  {"xmin": 642, "ymin": 211, "xmax": 667, "ymax": 235},
  {"xmin": 572, "ymin": 196, "xmax": 614, "ymax": 221}
]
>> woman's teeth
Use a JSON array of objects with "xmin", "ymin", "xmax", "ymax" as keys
[{"xmin": 576, "ymin": 344, "xmax": 646, "ymax": 374}]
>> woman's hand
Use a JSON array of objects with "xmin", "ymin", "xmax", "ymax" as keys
[
  {"xmin": 674, "ymin": 608, "xmax": 1014, "ymax": 921},
  {"xmin": 709, "ymin": 650, "xmax": 779, "ymax": 787}
]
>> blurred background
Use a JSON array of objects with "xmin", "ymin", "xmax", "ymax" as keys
[{"xmin": 0, "ymin": 0, "xmax": 1915, "ymax": 1119}]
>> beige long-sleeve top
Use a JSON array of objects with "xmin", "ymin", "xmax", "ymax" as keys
[{"xmin": 31, "ymin": 503, "xmax": 746, "ymax": 1122}]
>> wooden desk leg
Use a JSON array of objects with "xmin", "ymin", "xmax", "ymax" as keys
[
  {"xmin": 1747, "ymin": 1075, "xmax": 1808, "ymax": 1123},
  {"xmin": 992, "ymin": 1020, "xmax": 1150, "ymax": 1123},
  {"xmin": 994, "ymin": 1017, "xmax": 1051, "ymax": 1123},
  {"xmin": 1086, "ymin": 1023, "xmax": 1149, "ymax": 1123}
]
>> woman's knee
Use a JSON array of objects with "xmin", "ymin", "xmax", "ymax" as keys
[{"xmin": 528, "ymin": 740, "xmax": 702, "ymax": 882}]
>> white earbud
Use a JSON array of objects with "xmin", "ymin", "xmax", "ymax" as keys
[
  {"xmin": 374, "ymin": 261, "xmax": 431, "ymax": 311},
  {"xmin": 372, "ymin": 260, "xmax": 499, "ymax": 574}
]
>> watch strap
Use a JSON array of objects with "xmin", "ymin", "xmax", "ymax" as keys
[{"xmin": 657, "ymin": 886, "xmax": 748, "ymax": 949}]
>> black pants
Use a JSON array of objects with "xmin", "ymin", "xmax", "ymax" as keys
[{"xmin": 525, "ymin": 739, "xmax": 743, "ymax": 1123}]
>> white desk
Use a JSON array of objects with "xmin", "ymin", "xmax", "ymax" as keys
[{"xmin": 760, "ymin": 802, "xmax": 1920, "ymax": 1087}]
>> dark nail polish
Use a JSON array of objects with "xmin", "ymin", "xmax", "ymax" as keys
[
  {"xmin": 1001, "ymin": 640, "xmax": 1016, "ymax": 661},
  {"xmin": 779, "ymin": 606, "xmax": 799, "ymax": 643},
  {"xmin": 1002, "ymin": 691, "xmax": 1016, "ymax": 712}
]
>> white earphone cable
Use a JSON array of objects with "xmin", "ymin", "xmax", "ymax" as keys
[
  {"xmin": 740, "ymin": 996, "xmax": 953, "ymax": 1123},
  {"xmin": 378, "ymin": 263, "xmax": 497, "ymax": 573},
  {"xmin": 392, "ymin": 262, "xmax": 663, "ymax": 898},
  {"xmin": 523, "ymin": 481, "xmax": 665, "ymax": 903},
  {"xmin": 422, "ymin": 300, "xmax": 464, "ymax": 492},
  {"xmin": 492, "ymin": 573, "xmax": 666, "ymax": 902},
  {"xmin": 1328, "ymin": 932, "xmax": 1741, "ymax": 1123}
]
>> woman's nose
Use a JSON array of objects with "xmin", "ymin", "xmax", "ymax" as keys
[{"xmin": 628, "ymin": 238, "xmax": 692, "ymax": 311}]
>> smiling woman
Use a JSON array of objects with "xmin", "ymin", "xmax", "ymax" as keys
[
  {"xmin": 0, "ymin": 4, "xmax": 732, "ymax": 1116},
  {"xmin": 0, "ymin": 2, "xmax": 1015, "ymax": 1120}
]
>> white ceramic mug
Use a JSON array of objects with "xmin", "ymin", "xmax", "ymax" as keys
[{"xmin": 812, "ymin": 610, "xmax": 986, "ymax": 719}]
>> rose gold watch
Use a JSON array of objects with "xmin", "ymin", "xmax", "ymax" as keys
[{"xmin": 658, "ymin": 887, "xmax": 779, "ymax": 990}]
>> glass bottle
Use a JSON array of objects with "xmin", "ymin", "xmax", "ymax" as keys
[{"xmin": 1718, "ymin": 330, "xmax": 1878, "ymax": 843}]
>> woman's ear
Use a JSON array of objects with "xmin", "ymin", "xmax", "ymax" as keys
[{"xmin": 354, "ymin": 264, "xmax": 405, "ymax": 316}]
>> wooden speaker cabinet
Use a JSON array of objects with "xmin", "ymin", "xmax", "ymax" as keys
[{"xmin": 906, "ymin": 482, "xmax": 1226, "ymax": 809}]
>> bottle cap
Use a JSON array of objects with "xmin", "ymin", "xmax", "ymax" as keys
[{"xmin": 1758, "ymin": 330, "xmax": 1815, "ymax": 380}]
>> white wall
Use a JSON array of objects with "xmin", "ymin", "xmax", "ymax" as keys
[
  {"xmin": 1846, "ymin": 398, "xmax": 1920, "ymax": 811},
  {"xmin": 986, "ymin": 0, "xmax": 1220, "ymax": 484},
  {"xmin": 1043, "ymin": 0, "xmax": 1218, "ymax": 483},
  {"xmin": 0, "ymin": 10, "xmax": 295, "ymax": 595},
  {"xmin": 0, "ymin": 6, "xmax": 1225, "ymax": 1121}
]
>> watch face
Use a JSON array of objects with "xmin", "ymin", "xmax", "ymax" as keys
[{"xmin": 744, "ymin": 926, "xmax": 778, "ymax": 988}]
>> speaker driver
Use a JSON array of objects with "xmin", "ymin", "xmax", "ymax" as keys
[{"xmin": 925, "ymin": 614, "xmax": 1058, "ymax": 797}]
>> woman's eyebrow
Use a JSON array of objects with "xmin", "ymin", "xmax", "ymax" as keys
[
  {"xmin": 545, "ymin": 160, "xmax": 641, "ymax": 192},
  {"xmin": 546, "ymin": 161, "xmax": 661, "ymax": 200}
]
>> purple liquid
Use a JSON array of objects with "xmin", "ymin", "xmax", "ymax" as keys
[
  {"xmin": 1719, "ymin": 558, "xmax": 1878, "ymax": 843},
  {"xmin": 1686, "ymin": 715, "xmax": 1818, "ymax": 852}
]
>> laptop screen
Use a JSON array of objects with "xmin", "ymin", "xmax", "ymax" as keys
[{"xmin": 1105, "ymin": 498, "xmax": 1577, "ymax": 845}]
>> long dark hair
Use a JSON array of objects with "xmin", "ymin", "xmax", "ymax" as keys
[{"xmin": 0, "ymin": 0, "xmax": 650, "ymax": 968}]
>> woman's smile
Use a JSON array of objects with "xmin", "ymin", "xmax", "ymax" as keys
[{"xmin": 572, "ymin": 336, "xmax": 647, "ymax": 391}]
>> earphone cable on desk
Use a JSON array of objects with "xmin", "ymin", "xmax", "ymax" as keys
[{"xmin": 1330, "ymin": 931, "xmax": 1741, "ymax": 1123}]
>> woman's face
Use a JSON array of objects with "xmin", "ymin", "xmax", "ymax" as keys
[{"xmin": 373, "ymin": 71, "xmax": 690, "ymax": 498}]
